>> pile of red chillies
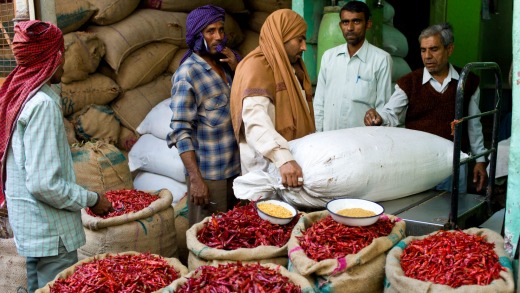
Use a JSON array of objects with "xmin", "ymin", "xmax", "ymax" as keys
[
  {"xmin": 197, "ymin": 202, "xmax": 300, "ymax": 250},
  {"xmin": 50, "ymin": 253, "xmax": 180, "ymax": 293},
  {"xmin": 297, "ymin": 215, "xmax": 394, "ymax": 261},
  {"xmin": 401, "ymin": 230, "xmax": 505, "ymax": 288},
  {"xmin": 86, "ymin": 189, "xmax": 159, "ymax": 218},
  {"xmin": 175, "ymin": 262, "xmax": 301, "ymax": 293}
]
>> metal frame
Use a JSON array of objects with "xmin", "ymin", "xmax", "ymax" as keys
[{"xmin": 446, "ymin": 62, "xmax": 502, "ymax": 229}]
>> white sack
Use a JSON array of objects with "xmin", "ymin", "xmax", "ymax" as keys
[
  {"xmin": 136, "ymin": 98, "xmax": 171, "ymax": 139},
  {"xmin": 234, "ymin": 127, "xmax": 466, "ymax": 209},
  {"xmin": 128, "ymin": 134, "xmax": 185, "ymax": 182},
  {"xmin": 133, "ymin": 172, "xmax": 187, "ymax": 205}
]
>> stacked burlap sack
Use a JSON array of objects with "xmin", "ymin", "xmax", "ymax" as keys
[
  {"xmin": 78, "ymin": 189, "xmax": 177, "ymax": 260},
  {"xmin": 385, "ymin": 227, "xmax": 515, "ymax": 293},
  {"xmin": 287, "ymin": 211, "xmax": 405, "ymax": 293}
]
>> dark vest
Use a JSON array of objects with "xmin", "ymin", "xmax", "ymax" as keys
[{"xmin": 397, "ymin": 67, "xmax": 479, "ymax": 152}]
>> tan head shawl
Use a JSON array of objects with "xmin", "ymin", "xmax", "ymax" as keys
[{"xmin": 230, "ymin": 9, "xmax": 315, "ymax": 142}]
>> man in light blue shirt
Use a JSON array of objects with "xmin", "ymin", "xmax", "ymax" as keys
[{"xmin": 314, "ymin": 1, "xmax": 392, "ymax": 131}]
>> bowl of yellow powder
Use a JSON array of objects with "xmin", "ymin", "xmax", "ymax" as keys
[
  {"xmin": 326, "ymin": 198, "xmax": 384, "ymax": 226},
  {"xmin": 256, "ymin": 199, "xmax": 297, "ymax": 225}
]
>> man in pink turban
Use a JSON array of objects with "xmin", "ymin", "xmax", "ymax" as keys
[{"xmin": 0, "ymin": 21, "xmax": 112, "ymax": 292}]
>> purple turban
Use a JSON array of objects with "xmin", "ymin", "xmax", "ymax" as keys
[{"xmin": 180, "ymin": 5, "xmax": 241, "ymax": 65}]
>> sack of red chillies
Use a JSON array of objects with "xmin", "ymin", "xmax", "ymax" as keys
[
  {"xmin": 384, "ymin": 227, "xmax": 515, "ymax": 293},
  {"xmin": 287, "ymin": 210, "xmax": 405, "ymax": 293},
  {"xmin": 186, "ymin": 202, "xmax": 300, "ymax": 271},
  {"xmin": 78, "ymin": 189, "xmax": 178, "ymax": 259},
  {"xmin": 35, "ymin": 251, "xmax": 188, "ymax": 293},
  {"xmin": 157, "ymin": 262, "xmax": 314, "ymax": 293}
]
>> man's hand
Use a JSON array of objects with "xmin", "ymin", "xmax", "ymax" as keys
[
  {"xmin": 189, "ymin": 175, "xmax": 210, "ymax": 206},
  {"xmin": 90, "ymin": 193, "xmax": 114, "ymax": 216},
  {"xmin": 364, "ymin": 109, "xmax": 382, "ymax": 126},
  {"xmin": 219, "ymin": 47, "xmax": 239, "ymax": 71},
  {"xmin": 473, "ymin": 162, "xmax": 488, "ymax": 192},
  {"xmin": 280, "ymin": 160, "xmax": 304, "ymax": 188}
]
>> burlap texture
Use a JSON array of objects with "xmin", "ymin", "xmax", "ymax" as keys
[
  {"xmin": 56, "ymin": 0, "xmax": 95, "ymax": 34},
  {"xmin": 173, "ymin": 195, "xmax": 189, "ymax": 266},
  {"xmin": 244, "ymin": 0, "xmax": 291, "ymax": 13},
  {"xmin": 36, "ymin": 251, "xmax": 188, "ymax": 293},
  {"xmin": 62, "ymin": 31, "xmax": 105, "ymax": 84},
  {"xmin": 87, "ymin": 0, "xmax": 140, "ymax": 25},
  {"xmin": 72, "ymin": 104, "xmax": 121, "ymax": 144},
  {"xmin": 384, "ymin": 227, "xmax": 515, "ymax": 293},
  {"xmin": 142, "ymin": 0, "xmax": 246, "ymax": 13},
  {"xmin": 0, "ymin": 237, "xmax": 27, "ymax": 292}
]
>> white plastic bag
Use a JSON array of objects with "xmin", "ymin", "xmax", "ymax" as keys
[
  {"xmin": 133, "ymin": 171, "xmax": 187, "ymax": 205},
  {"xmin": 136, "ymin": 98, "xmax": 172, "ymax": 139},
  {"xmin": 128, "ymin": 134, "xmax": 185, "ymax": 182},
  {"xmin": 234, "ymin": 127, "xmax": 466, "ymax": 209}
]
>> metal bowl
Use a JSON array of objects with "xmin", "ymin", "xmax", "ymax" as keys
[
  {"xmin": 326, "ymin": 198, "xmax": 384, "ymax": 226},
  {"xmin": 255, "ymin": 199, "xmax": 297, "ymax": 225}
]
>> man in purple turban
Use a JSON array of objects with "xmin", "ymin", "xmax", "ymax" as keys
[{"xmin": 167, "ymin": 5, "xmax": 241, "ymax": 227}]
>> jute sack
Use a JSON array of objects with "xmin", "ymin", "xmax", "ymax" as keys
[
  {"xmin": 384, "ymin": 228, "xmax": 515, "ymax": 293},
  {"xmin": 62, "ymin": 32, "xmax": 105, "ymax": 84},
  {"xmin": 63, "ymin": 117, "xmax": 78, "ymax": 145},
  {"xmin": 142, "ymin": 0, "xmax": 246, "ymax": 13},
  {"xmin": 186, "ymin": 215, "xmax": 289, "ymax": 271},
  {"xmin": 167, "ymin": 48, "xmax": 189, "ymax": 74},
  {"xmin": 247, "ymin": 11, "xmax": 269, "ymax": 34},
  {"xmin": 87, "ymin": 9, "xmax": 188, "ymax": 72},
  {"xmin": 70, "ymin": 141, "xmax": 133, "ymax": 195},
  {"xmin": 117, "ymin": 125, "xmax": 139, "ymax": 152},
  {"xmin": 78, "ymin": 189, "xmax": 178, "ymax": 259},
  {"xmin": 173, "ymin": 194, "xmax": 189, "ymax": 266},
  {"xmin": 36, "ymin": 251, "xmax": 188, "ymax": 293},
  {"xmin": 56, "ymin": 0, "xmax": 95, "ymax": 34},
  {"xmin": 87, "ymin": 0, "xmax": 140, "ymax": 25},
  {"xmin": 238, "ymin": 30, "xmax": 259, "ymax": 59},
  {"xmin": 0, "ymin": 237, "xmax": 27, "ymax": 292},
  {"xmin": 158, "ymin": 262, "xmax": 314, "ymax": 293},
  {"xmin": 288, "ymin": 210, "xmax": 405, "ymax": 293},
  {"xmin": 71, "ymin": 104, "xmax": 121, "ymax": 144},
  {"xmin": 244, "ymin": 0, "xmax": 291, "ymax": 13},
  {"xmin": 60, "ymin": 73, "xmax": 121, "ymax": 116},
  {"xmin": 111, "ymin": 74, "xmax": 172, "ymax": 132},
  {"xmin": 116, "ymin": 42, "xmax": 178, "ymax": 91},
  {"xmin": 224, "ymin": 13, "xmax": 244, "ymax": 49}
]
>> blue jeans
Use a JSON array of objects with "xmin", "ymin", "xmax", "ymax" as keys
[
  {"xmin": 25, "ymin": 240, "xmax": 78, "ymax": 293},
  {"xmin": 436, "ymin": 164, "xmax": 467, "ymax": 194}
]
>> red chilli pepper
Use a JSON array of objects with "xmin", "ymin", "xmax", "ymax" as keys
[
  {"xmin": 400, "ymin": 230, "xmax": 505, "ymax": 288},
  {"xmin": 86, "ymin": 189, "xmax": 159, "ymax": 219}
]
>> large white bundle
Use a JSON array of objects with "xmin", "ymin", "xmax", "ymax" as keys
[
  {"xmin": 133, "ymin": 171, "xmax": 187, "ymax": 205},
  {"xmin": 234, "ymin": 127, "xmax": 465, "ymax": 209},
  {"xmin": 136, "ymin": 98, "xmax": 171, "ymax": 139},
  {"xmin": 128, "ymin": 134, "xmax": 185, "ymax": 182}
]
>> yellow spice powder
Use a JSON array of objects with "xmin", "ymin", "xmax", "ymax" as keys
[
  {"xmin": 336, "ymin": 208, "xmax": 376, "ymax": 217},
  {"xmin": 258, "ymin": 203, "xmax": 293, "ymax": 218}
]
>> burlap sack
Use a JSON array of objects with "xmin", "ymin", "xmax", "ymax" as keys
[
  {"xmin": 186, "ymin": 215, "xmax": 290, "ymax": 271},
  {"xmin": 36, "ymin": 251, "xmax": 188, "ymax": 293},
  {"xmin": 87, "ymin": 9, "xmax": 188, "ymax": 72},
  {"xmin": 142, "ymin": 0, "xmax": 246, "ymax": 13},
  {"xmin": 116, "ymin": 42, "xmax": 178, "ymax": 91},
  {"xmin": 158, "ymin": 262, "xmax": 314, "ymax": 293},
  {"xmin": 224, "ymin": 13, "xmax": 244, "ymax": 49},
  {"xmin": 70, "ymin": 141, "xmax": 133, "ymax": 195},
  {"xmin": 62, "ymin": 32, "xmax": 105, "ymax": 84},
  {"xmin": 111, "ymin": 74, "xmax": 172, "ymax": 132},
  {"xmin": 167, "ymin": 48, "xmax": 189, "ymax": 74},
  {"xmin": 55, "ymin": 0, "xmax": 95, "ymax": 34},
  {"xmin": 87, "ymin": 0, "xmax": 140, "ymax": 25},
  {"xmin": 244, "ymin": 0, "xmax": 291, "ymax": 13},
  {"xmin": 288, "ymin": 210, "xmax": 405, "ymax": 293},
  {"xmin": 173, "ymin": 195, "xmax": 189, "ymax": 265},
  {"xmin": 0, "ymin": 238, "xmax": 27, "ymax": 292},
  {"xmin": 385, "ymin": 227, "xmax": 515, "ymax": 293},
  {"xmin": 60, "ymin": 73, "xmax": 121, "ymax": 116},
  {"xmin": 71, "ymin": 104, "xmax": 121, "ymax": 144},
  {"xmin": 247, "ymin": 11, "xmax": 269, "ymax": 34},
  {"xmin": 63, "ymin": 117, "xmax": 78, "ymax": 145},
  {"xmin": 78, "ymin": 189, "xmax": 178, "ymax": 259},
  {"xmin": 117, "ymin": 125, "xmax": 139, "ymax": 152},
  {"xmin": 238, "ymin": 29, "xmax": 259, "ymax": 58}
]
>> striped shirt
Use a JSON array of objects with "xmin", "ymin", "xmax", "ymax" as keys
[
  {"xmin": 167, "ymin": 53, "xmax": 240, "ymax": 180},
  {"xmin": 5, "ymin": 84, "xmax": 98, "ymax": 257}
]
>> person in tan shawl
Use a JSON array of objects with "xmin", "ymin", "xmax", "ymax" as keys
[{"xmin": 230, "ymin": 9, "xmax": 315, "ymax": 188}]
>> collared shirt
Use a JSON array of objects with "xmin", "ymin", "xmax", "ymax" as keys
[
  {"xmin": 379, "ymin": 64, "xmax": 487, "ymax": 162},
  {"xmin": 314, "ymin": 40, "xmax": 392, "ymax": 131},
  {"xmin": 5, "ymin": 84, "xmax": 98, "ymax": 257},
  {"xmin": 167, "ymin": 53, "xmax": 240, "ymax": 180}
]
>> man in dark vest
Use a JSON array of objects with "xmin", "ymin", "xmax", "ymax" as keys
[{"xmin": 364, "ymin": 23, "xmax": 487, "ymax": 194}]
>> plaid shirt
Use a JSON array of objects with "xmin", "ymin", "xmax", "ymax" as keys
[
  {"xmin": 167, "ymin": 54, "xmax": 240, "ymax": 180},
  {"xmin": 5, "ymin": 85, "xmax": 98, "ymax": 257}
]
